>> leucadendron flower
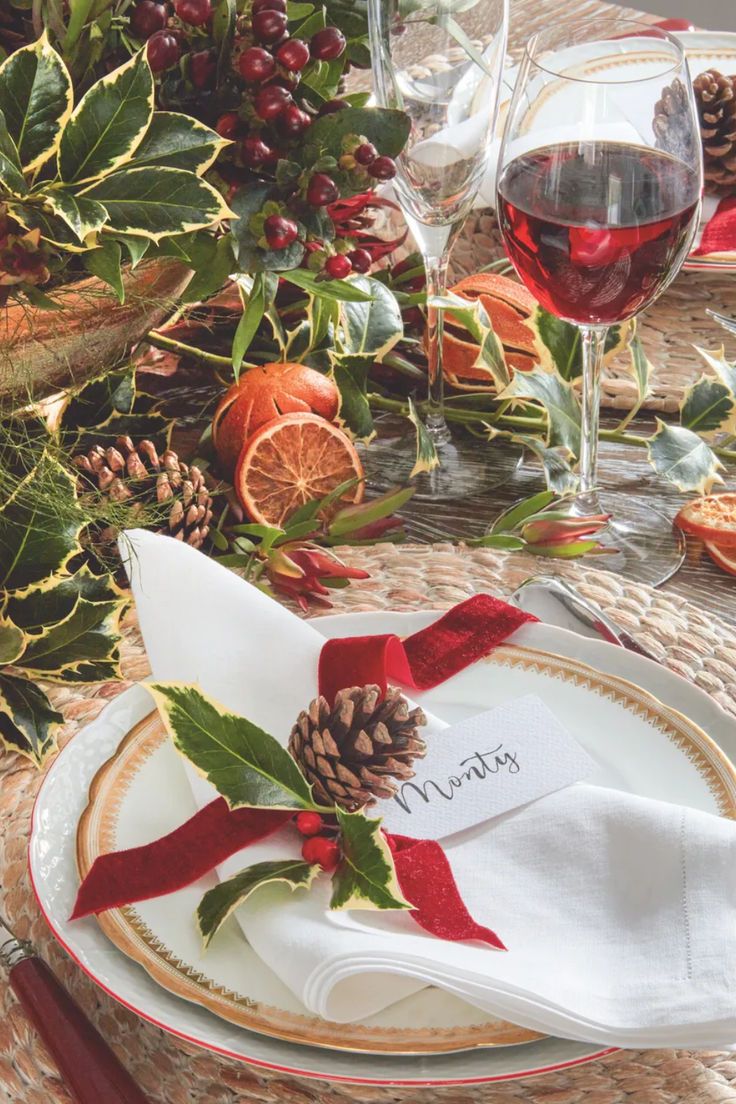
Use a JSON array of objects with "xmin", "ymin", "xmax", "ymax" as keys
[{"xmin": 471, "ymin": 491, "xmax": 614, "ymax": 559}]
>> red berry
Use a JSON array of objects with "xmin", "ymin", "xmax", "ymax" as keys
[
  {"xmin": 264, "ymin": 214, "xmax": 299, "ymax": 250},
  {"xmin": 348, "ymin": 248, "xmax": 372, "ymax": 273},
  {"xmin": 252, "ymin": 9, "xmax": 288, "ymax": 44},
  {"xmin": 174, "ymin": 0, "xmax": 210, "ymax": 25},
  {"xmin": 306, "ymin": 172, "xmax": 338, "ymax": 206},
  {"xmin": 318, "ymin": 99, "xmax": 349, "ymax": 116},
  {"xmin": 216, "ymin": 112, "xmax": 240, "ymax": 139},
  {"xmin": 276, "ymin": 38, "xmax": 310, "ymax": 72},
  {"xmin": 252, "ymin": 0, "xmax": 286, "ymax": 10},
  {"xmin": 254, "ymin": 83, "xmax": 291, "ymax": 121},
  {"xmin": 279, "ymin": 103, "xmax": 311, "ymax": 136},
  {"xmin": 190, "ymin": 48, "xmax": 215, "ymax": 88},
  {"xmin": 354, "ymin": 142, "xmax": 377, "ymax": 166},
  {"xmin": 147, "ymin": 29, "xmax": 180, "ymax": 71},
  {"xmin": 238, "ymin": 46, "xmax": 275, "ymax": 82},
  {"xmin": 310, "ymin": 26, "xmax": 346, "ymax": 61},
  {"xmin": 295, "ymin": 811, "xmax": 324, "ymax": 837},
  {"xmin": 131, "ymin": 1, "xmax": 168, "ymax": 39},
  {"xmin": 325, "ymin": 254, "xmax": 352, "ymax": 279},
  {"xmin": 302, "ymin": 836, "xmax": 341, "ymax": 871},
  {"xmin": 369, "ymin": 155, "xmax": 397, "ymax": 181},
  {"xmin": 241, "ymin": 135, "xmax": 277, "ymax": 167}
]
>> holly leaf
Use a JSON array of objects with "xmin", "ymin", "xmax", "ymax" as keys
[
  {"xmin": 148, "ymin": 682, "xmax": 319, "ymax": 810},
  {"xmin": 0, "ymin": 673, "xmax": 62, "ymax": 766},
  {"xmin": 616, "ymin": 334, "xmax": 653, "ymax": 430},
  {"xmin": 82, "ymin": 166, "xmax": 231, "ymax": 241},
  {"xmin": 15, "ymin": 597, "xmax": 123, "ymax": 681},
  {"xmin": 435, "ymin": 293, "xmax": 509, "ymax": 391},
  {"xmin": 530, "ymin": 308, "xmax": 627, "ymax": 381},
  {"xmin": 59, "ymin": 49, "xmax": 154, "ymax": 184},
  {"xmin": 695, "ymin": 345, "xmax": 736, "ymax": 395},
  {"xmin": 58, "ymin": 364, "xmax": 137, "ymax": 435},
  {"xmin": 132, "ymin": 111, "xmax": 227, "ymax": 174},
  {"xmin": 339, "ymin": 276, "xmax": 403, "ymax": 357},
  {"xmin": 508, "ymin": 435, "xmax": 578, "ymax": 494},
  {"xmin": 332, "ymin": 354, "xmax": 375, "ymax": 441},
  {"xmin": 680, "ymin": 375, "xmax": 736, "ymax": 435},
  {"xmin": 0, "ymin": 456, "xmax": 84, "ymax": 591},
  {"xmin": 0, "ymin": 622, "xmax": 25, "ymax": 665},
  {"xmin": 303, "ymin": 107, "xmax": 410, "ymax": 163},
  {"xmin": 6, "ymin": 563, "xmax": 125, "ymax": 633},
  {"xmin": 43, "ymin": 188, "xmax": 108, "ymax": 243},
  {"xmin": 330, "ymin": 808, "xmax": 411, "ymax": 911},
  {"xmin": 0, "ymin": 31, "xmax": 73, "ymax": 173},
  {"xmin": 197, "ymin": 859, "xmax": 319, "ymax": 947},
  {"xmin": 83, "ymin": 237, "xmax": 124, "ymax": 302},
  {"xmin": 501, "ymin": 368, "xmax": 581, "ymax": 456},
  {"xmin": 646, "ymin": 420, "xmax": 723, "ymax": 494},
  {"xmin": 0, "ymin": 107, "xmax": 28, "ymax": 195},
  {"xmin": 407, "ymin": 396, "xmax": 439, "ymax": 479}
]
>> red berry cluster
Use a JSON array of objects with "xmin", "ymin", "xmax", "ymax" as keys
[
  {"xmin": 132, "ymin": 0, "xmax": 215, "ymax": 73},
  {"xmin": 295, "ymin": 812, "xmax": 340, "ymax": 871}
]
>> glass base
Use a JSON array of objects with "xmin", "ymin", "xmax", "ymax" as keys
[
  {"xmin": 571, "ymin": 493, "xmax": 685, "ymax": 587},
  {"xmin": 364, "ymin": 416, "xmax": 522, "ymax": 501}
]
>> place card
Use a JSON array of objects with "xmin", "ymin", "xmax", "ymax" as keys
[{"xmin": 378, "ymin": 694, "xmax": 595, "ymax": 840}]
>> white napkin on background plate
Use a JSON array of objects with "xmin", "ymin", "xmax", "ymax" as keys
[{"xmin": 121, "ymin": 529, "xmax": 736, "ymax": 1047}]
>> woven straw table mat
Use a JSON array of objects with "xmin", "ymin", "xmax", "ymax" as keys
[{"xmin": 4, "ymin": 543, "xmax": 736, "ymax": 1104}]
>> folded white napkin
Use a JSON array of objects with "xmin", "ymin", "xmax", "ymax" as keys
[{"xmin": 122, "ymin": 528, "xmax": 736, "ymax": 1047}]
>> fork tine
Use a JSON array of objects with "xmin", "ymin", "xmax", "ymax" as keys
[{"xmin": 706, "ymin": 308, "xmax": 736, "ymax": 336}]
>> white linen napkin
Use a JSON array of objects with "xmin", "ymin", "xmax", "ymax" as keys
[{"xmin": 122, "ymin": 529, "xmax": 736, "ymax": 1047}]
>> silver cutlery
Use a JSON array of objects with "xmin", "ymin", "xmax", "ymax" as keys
[{"xmin": 706, "ymin": 308, "xmax": 736, "ymax": 338}]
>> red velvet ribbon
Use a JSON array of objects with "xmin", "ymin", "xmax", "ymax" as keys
[
  {"xmin": 693, "ymin": 196, "xmax": 736, "ymax": 257},
  {"xmin": 72, "ymin": 594, "xmax": 535, "ymax": 948}
]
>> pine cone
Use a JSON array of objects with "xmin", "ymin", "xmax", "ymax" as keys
[
  {"xmin": 653, "ymin": 77, "xmax": 699, "ymax": 165},
  {"xmin": 693, "ymin": 69, "xmax": 736, "ymax": 194},
  {"xmin": 289, "ymin": 685, "xmax": 427, "ymax": 811},
  {"xmin": 73, "ymin": 436, "xmax": 213, "ymax": 549}
]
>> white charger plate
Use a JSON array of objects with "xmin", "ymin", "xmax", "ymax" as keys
[{"xmin": 30, "ymin": 613, "xmax": 736, "ymax": 1085}]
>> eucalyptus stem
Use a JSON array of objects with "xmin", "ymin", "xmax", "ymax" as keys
[{"xmin": 145, "ymin": 330, "xmax": 232, "ymax": 369}]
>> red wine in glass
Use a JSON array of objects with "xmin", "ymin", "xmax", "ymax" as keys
[{"xmin": 497, "ymin": 141, "xmax": 700, "ymax": 326}]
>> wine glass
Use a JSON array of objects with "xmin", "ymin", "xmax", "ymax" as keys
[
  {"xmin": 497, "ymin": 18, "xmax": 702, "ymax": 584},
  {"xmin": 367, "ymin": 0, "xmax": 517, "ymax": 500}
]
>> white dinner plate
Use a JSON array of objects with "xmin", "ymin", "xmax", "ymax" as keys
[{"xmin": 30, "ymin": 613, "xmax": 736, "ymax": 1085}]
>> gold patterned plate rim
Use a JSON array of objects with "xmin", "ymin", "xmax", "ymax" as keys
[{"xmin": 77, "ymin": 642, "xmax": 736, "ymax": 1056}]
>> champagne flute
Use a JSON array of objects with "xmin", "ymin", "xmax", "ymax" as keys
[
  {"xmin": 367, "ymin": 0, "xmax": 517, "ymax": 500},
  {"xmin": 497, "ymin": 18, "xmax": 702, "ymax": 583}
]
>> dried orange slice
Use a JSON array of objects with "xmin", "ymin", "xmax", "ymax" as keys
[
  {"xmin": 705, "ymin": 540, "xmax": 736, "ymax": 576},
  {"xmin": 674, "ymin": 494, "xmax": 736, "ymax": 549},
  {"xmin": 234, "ymin": 412, "xmax": 364, "ymax": 526}
]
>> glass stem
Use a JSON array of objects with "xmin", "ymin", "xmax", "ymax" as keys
[
  {"xmin": 578, "ymin": 324, "xmax": 608, "ymax": 513},
  {"xmin": 423, "ymin": 248, "xmax": 452, "ymax": 449}
]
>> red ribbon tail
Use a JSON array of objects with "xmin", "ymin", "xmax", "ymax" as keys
[
  {"xmin": 389, "ymin": 834, "xmax": 507, "ymax": 951},
  {"xmin": 694, "ymin": 196, "xmax": 736, "ymax": 256},
  {"xmin": 71, "ymin": 798, "xmax": 291, "ymax": 920}
]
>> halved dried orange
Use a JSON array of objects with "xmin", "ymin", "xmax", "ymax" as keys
[
  {"xmin": 705, "ymin": 540, "xmax": 736, "ymax": 576},
  {"xmin": 674, "ymin": 494, "xmax": 736, "ymax": 549},
  {"xmin": 234, "ymin": 412, "xmax": 364, "ymax": 526}
]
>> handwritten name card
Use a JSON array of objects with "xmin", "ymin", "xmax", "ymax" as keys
[{"xmin": 378, "ymin": 694, "xmax": 595, "ymax": 840}]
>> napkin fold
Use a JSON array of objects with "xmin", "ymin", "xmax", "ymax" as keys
[{"xmin": 122, "ymin": 529, "xmax": 736, "ymax": 1047}]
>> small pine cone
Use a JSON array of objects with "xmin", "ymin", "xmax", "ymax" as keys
[
  {"xmin": 289, "ymin": 685, "xmax": 427, "ymax": 811},
  {"xmin": 72, "ymin": 436, "xmax": 213, "ymax": 549},
  {"xmin": 653, "ymin": 77, "xmax": 699, "ymax": 166},
  {"xmin": 693, "ymin": 69, "xmax": 736, "ymax": 194}
]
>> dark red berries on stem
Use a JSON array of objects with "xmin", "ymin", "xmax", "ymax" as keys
[
  {"xmin": 147, "ymin": 30, "xmax": 181, "ymax": 71},
  {"xmin": 131, "ymin": 1, "xmax": 168, "ymax": 39},
  {"xmin": 295, "ymin": 812, "xmax": 324, "ymax": 837},
  {"xmin": 348, "ymin": 248, "xmax": 372, "ymax": 273},
  {"xmin": 252, "ymin": 9, "xmax": 288, "ymax": 44},
  {"xmin": 354, "ymin": 142, "xmax": 377, "ymax": 166},
  {"xmin": 174, "ymin": 0, "xmax": 211, "ymax": 26},
  {"xmin": 279, "ymin": 103, "xmax": 311, "ymax": 136},
  {"xmin": 310, "ymin": 26, "xmax": 346, "ymax": 61},
  {"xmin": 368, "ymin": 155, "xmax": 398, "ymax": 180},
  {"xmin": 264, "ymin": 214, "xmax": 299, "ymax": 250},
  {"xmin": 306, "ymin": 173, "xmax": 339, "ymax": 206},
  {"xmin": 216, "ymin": 112, "xmax": 240, "ymax": 139},
  {"xmin": 318, "ymin": 99, "xmax": 349, "ymax": 116},
  {"xmin": 252, "ymin": 0, "xmax": 286, "ymax": 11},
  {"xmin": 238, "ymin": 45, "xmax": 275, "ymax": 82},
  {"xmin": 241, "ymin": 135, "xmax": 276, "ymax": 167},
  {"xmin": 325, "ymin": 254, "xmax": 352, "ymax": 279},
  {"xmin": 276, "ymin": 38, "xmax": 310, "ymax": 72},
  {"xmin": 254, "ymin": 83, "xmax": 291, "ymax": 121},
  {"xmin": 190, "ymin": 49, "xmax": 215, "ymax": 88},
  {"xmin": 302, "ymin": 836, "xmax": 341, "ymax": 871}
]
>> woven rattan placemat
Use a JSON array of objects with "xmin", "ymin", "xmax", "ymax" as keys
[{"xmin": 4, "ymin": 545, "xmax": 736, "ymax": 1103}]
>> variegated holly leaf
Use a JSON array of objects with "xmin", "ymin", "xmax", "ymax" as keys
[
  {"xmin": 42, "ymin": 187, "xmax": 108, "ymax": 243},
  {"xmin": 680, "ymin": 375, "xmax": 736, "ymax": 435},
  {"xmin": 58, "ymin": 364, "xmax": 136, "ymax": 434},
  {"xmin": 0, "ymin": 456, "xmax": 84, "ymax": 591},
  {"xmin": 695, "ymin": 345, "xmax": 736, "ymax": 395},
  {"xmin": 83, "ymin": 238, "xmax": 124, "ymax": 302},
  {"xmin": 332, "ymin": 354, "xmax": 375, "ymax": 441},
  {"xmin": 407, "ymin": 396, "xmax": 439, "ymax": 479},
  {"xmin": 339, "ymin": 276, "xmax": 403, "ymax": 358},
  {"xmin": 7, "ymin": 201, "xmax": 89, "ymax": 251},
  {"xmin": 434, "ymin": 293, "xmax": 509, "ymax": 391},
  {"xmin": 616, "ymin": 334, "xmax": 653, "ymax": 430},
  {"xmin": 508, "ymin": 434, "xmax": 578, "ymax": 494},
  {"xmin": 59, "ymin": 49, "xmax": 154, "ymax": 185},
  {"xmin": 148, "ymin": 683, "xmax": 319, "ymax": 810},
  {"xmin": 646, "ymin": 420, "xmax": 723, "ymax": 494},
  {"xmin": 0, "ymin": 622, "xmax": 25, "ymax": 665},
  {"xmin": 15, "ymin": 597, "xmax": 123, "ymax": 681},
  {"xmin": 6, "ymin": 563, "xmax": 125, "ymax": 633},
  {"xmin": 133, "ymin": 112, "xmax": 228, "ymax": 174},
  {"xmin": 530, "ymin": 308, "xmax": 627, "ymax": 381},
  {"xmin": 82, "ymin": 166, "xmax": 230, "ymax": 240},
  {"xmin": 0, "ymin": 32, "xmax": 73, "ymax": 174},
  {"xmin": 500, "ymin": 368, "xmax": 581, "ymax": 456},
  {"xmin": 0, "ymin": 673, "xmax": 62, "ymax": 766},
  {"xmin": 197, "ymin": 860, "xmax": 319, "ymax": 947},
  {"xmin": 0, "ymin": 108, "xmax": 28, "ymax": 195},
  {"xmin": 330, "ymin": 809, "xmax": 410, "ymax": 911}
]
